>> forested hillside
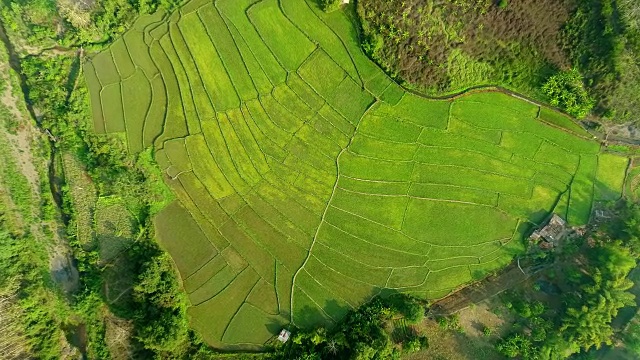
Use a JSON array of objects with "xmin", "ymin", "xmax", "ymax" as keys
[{"xmin": 356, "ymin": 0, "xmax": 640, "ymax": 123}]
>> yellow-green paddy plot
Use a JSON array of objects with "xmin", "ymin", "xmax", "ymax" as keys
[{"xmin": 83, "ymin": 0, "xmax": 628, "ymax": 350}]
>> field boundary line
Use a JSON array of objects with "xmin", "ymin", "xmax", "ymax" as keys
[
  {"xmin": 430, "ymin": 236, "xmax": 512, "ymax": 250},
  {"xmin": 187, "ymin": 264, "xmax": 236, "ymax": 295},
  {"xmin": 239, "ymin": 103, "xmax": 287, "ymax": 158},
  {"xmin": 278, "ymin": 78, "xmax": 332, "ymax": 128},
  {"xmin": 340, "ymin": 174, "xmax": 408, "ymax": 184},
  {"xmin": 184, "ymin": 132, "xmax": 246, "ymax": 199},
  {"xmin": 270, "ymin": 87, "xmax": 323, "ymax": 140},
  {"xmin": 330, "ymin": 203, "xmax": 515, "ymax": 247},
  {"xmin": 452, "ymin": 113, "xmax": 595, "ymax": 156},
  {"xmin": 260, "ymin": 170, "xmax": 326, "ymax": 215},
  {"xmin": 289, "ymin": 99, "xmax": 377, "ymax": 322},
  {"xmin": 166, "ymin": 172, "xmax": 240, "ymax": 251},
  {"xmin": 321, "ymin": 220, "xmax": 430, "ymax": 257},
  {"xmin": 386, "ymin": 270, "xmax": 432, "ymax": 291},
  {"xmin": 285, "ymin": 74, "xmax": 326, "ymax": 110},
  {"xmin": 310, "ymin": 254, "xmax": 382, "ymax": 289},
  {"xmin": 329, "ymin": 204, "xmax": 434, "ymax": 246},
  {"xmin": 232, "ymin": 109, "xmax": 273, "ymax": 173},
  {"xmin": 314, "ymin": 105, "xmax": 355, "ymax": 140},
  {"xmin": 315, "ymin": 241, "xmax": 419, "ymax": 271},
  {"xmin": 196, "ymin": 8, "xmax": 253, "ymax": 104},
  {"xmin": 336, "ymin": 186, "xmax": 498, "ymax": 208},
  {"xmin": 232, "ymin": 203, "xmax": 309, "ymax": 269},
  {"xmin": 273, "ymin": 261, "xmax": 282, "ymax": 313},
  {"xmin": 371, "ymin": 110, "xmax": 448, "ymax": 132},
  {"xmin": 301, "ymin": 268, "xmax": 356, "ymax": 310},
  {"xmin": 344, "ymin": 149, "xmax": 535, "ymax": 182},
  {"xmin": 210, "ymin": 3, "xmax": 270, "ymax": 99},
  {"xmin": 83, "ymin": 59, "xmax": 108, "ymax": 133},
  {"xmin": 164, "ymin": 18, "xmax": 220, "ymax": 119},
  {"xmin": 160, "ymin": 28, "xmax": 208, "ymax": 131},
  {"xmin": 253, "ymin": 188, "xmax": 319, "ymax": 237},
  {"xmin": 183, "ymin": 254, "xmax": 220, "ymax": 282},
  {"xmin": 220, "ymin": 275, "xmax": 262, "ymax": 342},
  {"xmin": 242, "ymin": 190, "xmax": 316, "ymax": 251},
  {"xmin": 355, "ymin": 130, "xmax": 420, "ymax": 145},
  {"xmin": 122, "ymin": 68, "xmax": 154, "ymax": 152},
  {"xmin": 293, "ymin": 62, "xmax": 359, "ymax": 126},
  {"xmin": 289, "ymin": 147, "xmax": 345, "ymax": 323},
  {"xmin": 144, "ymin": 44, "xmax": 174, "ymax": 148},
  {"xmin": 245, "ymin": 0, "xmax": 293, "ymax": 75},
  {"xmin": 244, "ymin": 300, "xmax": 280, "ymax": 318},
  {"xmin": 172, "ymin": 21, "xmax": 220, "ymax": 114},
  {"xmin": 217, "ymin": 6, "xmax": 281, "ymax": 89},
  {"xmin": 180, "ymin": 0, "xmax": 211, "ymax": 16},
  {"xmin": 453, "ymin": 99, "xmax": 538, "ymax": 119},
  {"xmin": 143, "ymin": 72, "xmax": 169, "ymax": 147},
  {"xmin": 108, "ymin": 46, "xmax": 129, "ymax": 80},
  {"xmin": 294, "ymin": 283, "xmax": 339, "ymax": 324},
  {"xmin": 216, "ymin": 112, "xmax": 264, "ymax": 184},
  {"xmin": 190, "ymin": 266, "xmax": 250, "ymax": 307},
  {"xmin": 200, "ymin": 117, "xmax": 253, "ymax": 190},
  {"xmin": 150, "ymin": 37, "xmax": 190, "ymax": 145},
  {"xmin": 172, "ymin": 168, "xmax": 226, "ymax": 221},
  {"xmin": 242, "ymin": 101, "xmax": 291, "ymax": 151},
  {"xmin": 280, "ymin": 0, "xmax": 363, "ymax": 87},
  {"xmin": 256, "ymin": 95, "xmax": 298, "ymax": 137}
]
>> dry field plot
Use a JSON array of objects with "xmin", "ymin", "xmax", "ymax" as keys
[{"xmin": 84, "ymin": 0, "xmax": 628, "ymax": 349}]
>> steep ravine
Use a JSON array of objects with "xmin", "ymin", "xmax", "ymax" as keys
[
  {"xmin": 0, "ymin": 20, "xmax": 87, "ymax": 358},
  {"xmin": 0, "ymin": 23, "xmax": 67, "ymax": 214}
]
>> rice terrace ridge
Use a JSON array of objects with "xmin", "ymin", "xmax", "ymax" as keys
[{"xmin": 83, "ymin": 0, "xmax": 628, "ymax": 349}]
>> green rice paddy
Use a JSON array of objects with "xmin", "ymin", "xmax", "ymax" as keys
[{"xmin": 84, "ymin": 0, "xmax": 628, "ymax": 349}]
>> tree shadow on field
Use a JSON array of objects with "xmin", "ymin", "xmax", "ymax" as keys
[
  {"xmin": 527, "ymin": 208, "xmax": 550, "ymax": 227},
  {"xmin": 265, "ymin": 316, "xmax": 288, "ymax": 335},
  {"xmin": 309, "ymin": 0, "xmax": 323, "ymax": 11},
  {"xmin": 290, "ymin": 288, "xmax": 395, "ymax": 331},
  {"xmin": 293, "ymin": 299, "xmax": 351, "ymax": 330}
]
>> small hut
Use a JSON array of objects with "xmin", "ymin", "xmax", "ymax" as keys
[
  {"xmin": 277, "ymin": 329, "xmax": 291, "ymax": 343},
  {"xmin": 530, "ymin": 214, "xmax": 567, "ymax": 248}
]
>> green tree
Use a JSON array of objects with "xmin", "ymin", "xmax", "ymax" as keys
[
  {"xmin": 318, "ymin": 0, "xmax": 340, "ymax": 13},
  {"xmin": 132, "ymin": 252, "xmax": 189, "ymax": 352},
  {"xmin": 542, "ymin": 69, "xmax": 594, "ymax": 118},
  {"xmin": 623, "ymin": 321, "xmax": 640, "ymax": 355}
]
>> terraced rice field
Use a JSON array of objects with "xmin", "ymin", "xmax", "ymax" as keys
[{"xmin": 83, "ymin": 0, "xmax": 629, "ymax": 349}]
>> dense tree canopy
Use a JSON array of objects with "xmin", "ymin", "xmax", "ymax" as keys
[{"xmin": 542, "ymin": 69, "xmax": 594, "ymax": 118}]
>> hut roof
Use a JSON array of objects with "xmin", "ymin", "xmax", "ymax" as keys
[
  {"xmin": 533, "ymin": 214, "xmax": 566, "ymax": 244},
  {"xmin": 277, "ymin": 329, "xmax": 291, "ymax": 343}
]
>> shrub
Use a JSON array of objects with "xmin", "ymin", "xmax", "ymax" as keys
[
  {"xmin": 404, "ymin": 337, "xmax": 421, "ymax": 353},
  {"xmin": 318, "ymin": 0, "xmax": 340, "ymax": 12},
  {"xmin": 542, "ymin": 69, "xmax": 594, "ymax": 118},
  {"xmin": 390, "ymin": 295, "xmax": 424, "ymax": 324},
  {"xmin": 483, "ymin": 326, "xmax": 492, "ymax": 336},
  {"xmin": 437, "ymin": 314, "xmax": 462, "ymax": 332},
  {"xmin": 403, "ymin": 333, "xmax": 428, "ymax": 354}
]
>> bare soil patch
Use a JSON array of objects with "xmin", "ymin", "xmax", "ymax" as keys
[{"xmin": 406, "ymin": 297, "xmax": 511, "ymax": 359}]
